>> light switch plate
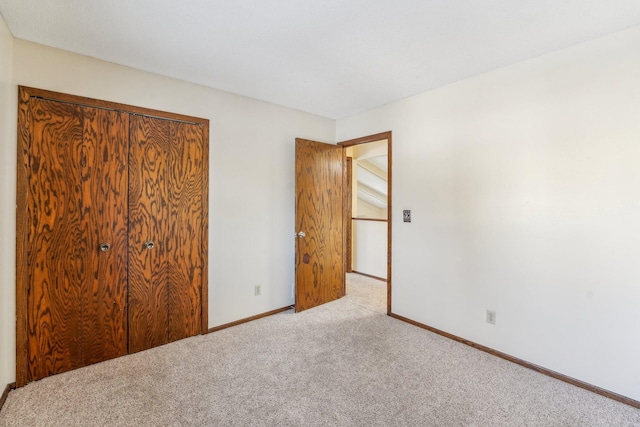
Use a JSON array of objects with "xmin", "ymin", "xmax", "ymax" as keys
[{"xmin": 403, "ymin": 210, "xmax": 411, "ymax": 222}]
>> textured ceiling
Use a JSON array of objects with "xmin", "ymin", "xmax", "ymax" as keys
[{"xmin": 1, "ymin": 1, "xmax": 640, "ymax": 119}]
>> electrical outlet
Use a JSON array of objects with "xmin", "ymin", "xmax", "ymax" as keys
[
  {"xmin": 403, "ymin": 210, "xmax": 411, "ymax": 222},
  {"xmin": 255, "ymin": 284, "xmax": 261, "ymax": 296},
  {"xmin": 486, "ymin": 310, "xmax": 496, "ymax": 325}
]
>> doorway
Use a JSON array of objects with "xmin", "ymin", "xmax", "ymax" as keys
[
  {"xmin": 293, "ymin": 132, "xmax": 391, "ymax": 314},
  {"xmin": 339, "ymin": 132, "xmax": 392, "ymax": 314}
]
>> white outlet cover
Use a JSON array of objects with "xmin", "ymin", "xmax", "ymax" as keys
[{"xmin": 486, "ymin": 310, "xmax": 496, "ymax": 325}]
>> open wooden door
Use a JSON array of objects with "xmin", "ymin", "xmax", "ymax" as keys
[{"xmin": 295, "ymin": 138, "xmax": 346, "ymax": 312}]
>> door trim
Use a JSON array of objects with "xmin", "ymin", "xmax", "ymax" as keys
[
  {"xmin": 338, "ymin": 131, "xmax": 392, "ymax": 315},
  {"xmin": 16, "ymin": 86, "xmax": 210, "ymax": 386},
  {"xmin": 345, "ymin": 157, "xmax": 353, "ymax": 273}
]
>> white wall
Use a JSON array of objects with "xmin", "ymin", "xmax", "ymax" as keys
[
  {"xmin": 5, "ymin": 15, "xmax": 640, "ymax": 405},
  {"xmin": 337, "ymin": 26, "xmax": 640, "ymax": 401},
  {"xmin": 354, "ymin": 199, "xmax": 385, "ymax": 219},
  {"xmin": 0, "ymin": 37, "xmax": 335, "ymax": 385},
  {"xmin": 0, "ymin": 11, "xmax": 15, "ymax": 389},
  {"xmin": 352, "ymin": 220, "xmax": 387, "ymax": 279}
]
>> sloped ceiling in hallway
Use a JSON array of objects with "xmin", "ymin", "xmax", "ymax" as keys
[{"xmin": 1, "ymin": 0, "xmax": 639, "ymax": 119}]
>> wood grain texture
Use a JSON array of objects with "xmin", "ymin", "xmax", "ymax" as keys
[
  {"xmin": 80, "ymin": 107, "xmax": 129, "ymax": 365},
  {"xmin": 128, "ymin": 115, "xmax": 170, "ymax": 353},
  {"xmin": 389, "ymin": 312, "xmax": 640, "ymax": 410},
  {"xmin": 387, "ymin": 133, "xmax": 392, "ymax": 315},
  {"xmin": 27, "ymin": 98, "xmax": 85, "ymax": 381},
  {"xmin": 167, "ymin": 121, "xmax": 204, "ymax": 342},
  {"xmin": 200, "ymin": 125, "xmax": 210, "ymax": 334},
  {"xmin": 346, "ymin": 157, "xmax": 352, "ymax": 273},
  {"xmin": 24, "ymin": 99, "xmax": 130, "ymax": 381},
  {"xmin": 16, "ymin": 88, "xmax": 32, "ymax": 387},
  {"xmin": 16, "ymin": 86, "xmax": 210, "ymax": 385},
  {"xmin": 295, "ymin": 139, "xmax": 345, "ymax": 312},
  {"xmin": 19, "ymin": 86, "xmax": 208, "ymax": 126},
  {"xmin": 337, "ymin": 132, "xmax": 391, "ymax": 148}
]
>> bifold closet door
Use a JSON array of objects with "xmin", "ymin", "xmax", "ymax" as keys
[
  {"xmin": 128, "ymin": 115, "xmax": 204, "ymax": 353},
  {"xmin": 19, "ymin": 86, "xmax": 208, "ymax": 386},
  {"xmin": 167, "ymin": 121, "xmax": 205, "ymax": 343},
  {"xmin": 26, "ymin": 98, "xmax": 129, "ymax": 381}
]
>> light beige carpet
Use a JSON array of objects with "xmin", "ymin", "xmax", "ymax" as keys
[
  {"xmin": 344, "ymin": 272, "xmax": 387, "ymax": 313},
  {"xmin": 1, "ymin": 273, "xmax": 639, "ymax": 426}
]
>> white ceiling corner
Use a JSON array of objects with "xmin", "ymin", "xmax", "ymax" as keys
[{"xmin": 1, "ymin": 0, "xmax": 639, "ymax": 119}]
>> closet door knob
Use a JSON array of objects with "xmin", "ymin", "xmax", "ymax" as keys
[
  {"xmin": 99, "ymin": 242, "xmax": 111, "ymax": 252},
  {"xmin": 144, "ymin": 241, "xmax": 155, "ymax": 250}
]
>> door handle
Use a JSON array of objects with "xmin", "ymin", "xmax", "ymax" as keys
[
  {"xmin": 144, "ymin": 241, "xmax": 155, "ymax": 250},
  {"xmin": 99, "ymin": 242, "xmax": 111, "ymax": 252},
  {"xmin": 297, "ymin": 231, "xmax": 306, "ymax": 238}
]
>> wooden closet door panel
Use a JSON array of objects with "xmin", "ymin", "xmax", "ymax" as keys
[
  {"xmin": 27, "ymin": 98, "xmax": 84, "ymax": 381},
  {"xmin": 81, "ymin": 107, "xmax": 129, "ymax": 365},
  {"xmin": 128, "ymin": 115, "xmax": 170, "ymax": 353},
  {"xmin": 167, "ymin": 122, "xmax": 204, "ymax": 342}
]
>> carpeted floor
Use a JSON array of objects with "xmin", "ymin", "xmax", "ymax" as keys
[
  {"xmin": 1, "ymin": 273, "xmax": 639, "ymax": 426},
  {"xmin": 344, "ymin": 272, "xmax": 387, "ymax": 313}
]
